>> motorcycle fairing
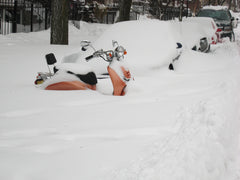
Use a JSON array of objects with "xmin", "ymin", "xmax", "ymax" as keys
[{"xmin": 107, "ymin": 66, "xmax": 126, "ymax": 96}]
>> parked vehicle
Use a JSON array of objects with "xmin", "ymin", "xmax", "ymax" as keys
[
  {"xmin": 172, "ymin": 18, "xmax": 215, "ymax": 53},
  {"xmin": 230, "ymin": 10, "xmax": 239, "ymax": 28},
  {"xmin": 62, "ymin": 20, "xmax": 213, "ymax": 77},
  {"xmin": 183, "ymin": 16, "xmax": 222, "ymax": 44},
  {"xmin": 196, "ymin": 6, "xmax": 235, "ymax": 41},
  {"xmin": 35, "ymin": 40, "xmax": 132, "ymax": 96},
  {"xmin": 75, "ymin": 20, "xmax": 184, "ymax": 73}
]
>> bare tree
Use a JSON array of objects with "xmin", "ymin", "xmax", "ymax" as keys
[
  {"xmin": 149, "ymin": 0, "xmax": 161, "ymax": 19},
  {"xmin": 216, "ymin": 0, "xmax": 227, "ymax": 5},
  {"xmin": 229, "ymin": 0, "xmax": 232, "ymax": 9},
  {"xmin": 149, "ymin": 0, "xmax": 173, "ymax": 20},
  {"xmin": 118, "ymin": 0, "xmax": 133, "ymax": 22},
  {"xmin": 192, "ymin": 0, "xmax": 201, "ymax": 14},
  {"xmin": 50, "ymin": 0, "xmax": 69, "ymax": 45}
]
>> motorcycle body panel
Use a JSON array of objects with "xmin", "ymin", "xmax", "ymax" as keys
[
  {"xmin": 107, "ymin": 58, "xmax": 131, "ymax": 96},
  {"xmin": 45, "ymin": 81, "xmax": 96, "ymax": 91},
  {"xmin": 107, "ymin": 66, "xmax": 126, "ymax": 96}
]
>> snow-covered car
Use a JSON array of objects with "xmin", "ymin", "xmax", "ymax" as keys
[
  {"xmin": 76, "ymin": 20, "xmax": 180, "ymax": 74},
  {"xmin": 196, "ymin": 6, "xmax": 235, "ymax": 41},
  {"xmin": 64, "ymin": 20, "xmax": 217, "ymax": 74},
  {"xmin": 171, "ymin": 17, "xmax": 220, "ymax": 53},
  {"xmin": 230, "ymin": 10, "xmax": 239, "ymax": 28},
  {"xmin": 183, "ymin": 16, "xmax": 222, "ymax": 44}
]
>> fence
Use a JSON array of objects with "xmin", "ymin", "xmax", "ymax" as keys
[
  {"xmin": 69, "ymin": 2, "xmax": 119, "ymax": 24},
  {"xmin": 161, "ymin": 7, "xmax": 191, "ymax": 20},
  {"xmin": 0, "ymin": 1, "xmax": 190, "ymax": 35},
  {"xmin": 0, "ymin": 0, "xmax": 50, "ymax": 35},
  {"xmin": 0, "ymin": 1, "xmax": 120, "ymax": 34}
]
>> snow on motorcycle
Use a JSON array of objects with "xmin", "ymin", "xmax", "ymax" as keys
[{"xmin": 34, "ymin": 40, "xmax": 132, "ymax": 96}]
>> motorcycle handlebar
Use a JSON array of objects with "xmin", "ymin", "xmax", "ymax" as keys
[
  {"xmin": 85, "ymin": 55, "xmax": 94, "ymax": 61},
  {"xmin": 85, "ymin": 48, "xmax": 123, "ymax": 62}
]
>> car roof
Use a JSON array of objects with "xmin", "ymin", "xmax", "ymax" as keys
[{"xmin": 202, "ymin": 5, "xmax": 229, "ymax": 11}]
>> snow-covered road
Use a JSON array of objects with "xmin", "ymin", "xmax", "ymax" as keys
[{"xmin": 0, "ymin": 20, "xmax": 240, "ymax": 180}]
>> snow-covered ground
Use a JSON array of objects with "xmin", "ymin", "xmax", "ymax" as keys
[{"xmin": 0, "ymin": 19, "xmax": 240, "ymax": 180}]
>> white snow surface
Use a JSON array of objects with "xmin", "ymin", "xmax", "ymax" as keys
[{"xmin": 0, "ymin": 20, "xmax": 240, "ymax": 180}]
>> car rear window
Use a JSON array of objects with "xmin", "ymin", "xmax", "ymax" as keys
[{"xmin": 197, "ymin": 9, "xmax": 230, "ymax": 21}]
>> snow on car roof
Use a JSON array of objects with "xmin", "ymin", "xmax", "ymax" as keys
[{"xmin": 202, "ymin": 5, "xmax": 228, "ymax": 10}]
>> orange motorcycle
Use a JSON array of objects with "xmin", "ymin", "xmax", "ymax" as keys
[{"xmin": 34, "ymin": 40, "xmax": 131, "ymax": 96}]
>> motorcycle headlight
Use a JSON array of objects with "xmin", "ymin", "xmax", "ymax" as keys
[
  {"xmin": 115, "ymin": 46, "xmax": 126, "ymax": 57},
  {"xmin": 118, "ymin": 51, "xmax": 124, "ymax": 57}
]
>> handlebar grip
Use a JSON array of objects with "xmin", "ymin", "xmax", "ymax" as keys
[{"xmin": 85, "ymin": 55, "xmax": 94, "ymax": 61}]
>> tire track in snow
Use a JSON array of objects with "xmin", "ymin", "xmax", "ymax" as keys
[
  {"xmin": 108, "ymin": 102, "xmax": 224, "ymax": 180},
  {"xmin": 104, "ymin": 82, "xmax": 240, "ymax": 180}
]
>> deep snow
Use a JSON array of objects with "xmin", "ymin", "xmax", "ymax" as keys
[{"xmin": 0, "ymin": 19, "xmax": 240, "ymax": 180}]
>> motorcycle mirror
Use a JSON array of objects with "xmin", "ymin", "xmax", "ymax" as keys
[
  {"xmin": 80, "ymin": 40, "xmax": 91, "ymax": 48},
  {"xmin": 45, "ymin": 53, "xmax": 57, "ymax": 65},
  {"xmin": 112, "ymin": 40, "xmax": 119, "ymax": 47},
  {"xmin": 81, "ymin": 47, "xmax": 87, "ymax": 51},
  {"xmin": 176, "ymin": 42, "xmax": 182, "ymax": 49},
  {"xmin": 45, "ymin": 53, "xmax": 57, "ymax": 76}
]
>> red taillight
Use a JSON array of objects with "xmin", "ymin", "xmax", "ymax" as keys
[
  {"xmin": 216, "ymin": 28, "xmax": 222, "ymax": 32},
  {"xmin": 211, "ymin": 37, "xmax": 217, "ymax": 44},
  {"xmin": 124, "ymin": 51, "xmax": 127, "ymax": 55}
]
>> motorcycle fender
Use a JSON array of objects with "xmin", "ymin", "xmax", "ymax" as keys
[{"xmin": 45, "ymin": 81, "xmax": 96, "ymax": 91}]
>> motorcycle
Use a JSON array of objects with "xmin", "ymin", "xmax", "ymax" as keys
[{"xmin": 34, "ymin": 40, "xmax": 132, "ymax": 96}]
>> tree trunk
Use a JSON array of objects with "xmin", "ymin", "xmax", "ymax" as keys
[
  {"xmin": 193, "ymin": 0, "xmax": 200, "ymax": 15},
  {"xmin": 149, "ymin": 0, "xmax": 161, "ymax": 19},
  {"xmin": 179, "ymin": 0, "xmax": 183, "ymax": 21},
  {"xmin": 228, "ymin": 0, "xmax": 232, "ymax": 9},
  {"xmin": 156, "ymin": 0, "xmax": 161, "ymax": 19},
  {"xmin": 50, "ymin": 0, "xmax": 69, "ymax": 45},
  {"xmin": 233, "ymin": 0, "xmax": 236, "ymax": 11},
  {"xmin": 118, "ymin": 0, "xmax": 132, "ymax": 22}
]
